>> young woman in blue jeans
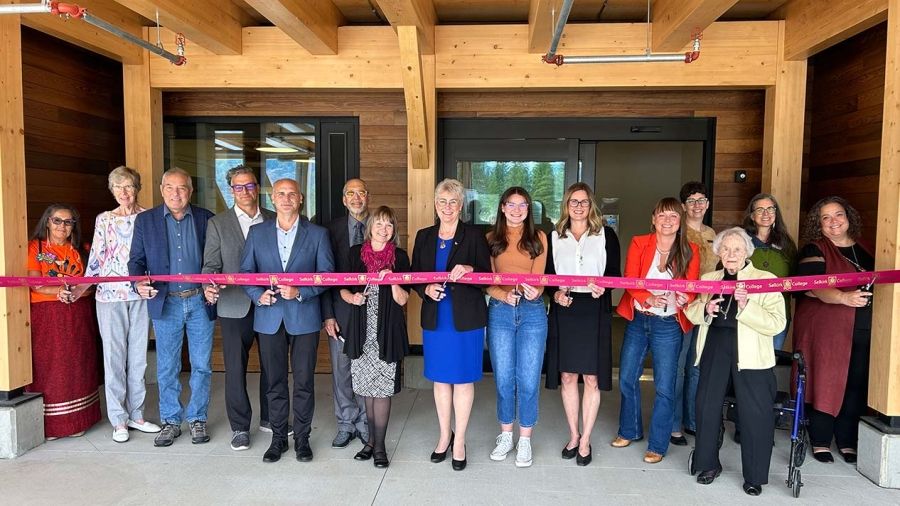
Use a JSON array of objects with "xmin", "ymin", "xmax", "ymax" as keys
[{"xmin": 485, "ymin": 187, "xmax": 548, "ymax": 468}]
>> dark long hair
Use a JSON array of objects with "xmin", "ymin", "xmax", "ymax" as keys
[
  {"xmin": 489, "ymin": 186, "xmax": 544, "ymax": 259},
  {"xmin": 802, "ymin": 196, "xmax": 864, "ymax": 243},
  {"xmin": 742, "ymin": 193, "xmax": 797, "ymax": 259},
  {"xmin": 650, "ymin": 197, "xmax": 693, "ymax": 278},
  {"xmin": 30, "ymin": 204, "xmax": 84, "ymax": 260}
]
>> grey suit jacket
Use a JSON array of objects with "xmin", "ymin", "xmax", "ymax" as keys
[{"xmin": 202, "ymin": 206, "xmax": 276, "ymax": 318}]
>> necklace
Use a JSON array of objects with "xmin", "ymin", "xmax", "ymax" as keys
[
  {"xmin": 439, "ymin": 239, "xmax": 448, "ymax": 249},
  {"xmin": 844, "ymin": 244, "xmax": 865, "ymax": 272},
  {"xmin": 656, "ymin": 247, "xmax": 671, "ymax": 255}
]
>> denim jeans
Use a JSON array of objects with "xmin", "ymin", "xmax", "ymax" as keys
[
  {"xmin": 673, "ymin": 327, "xmax": 699, "ymax": 433},
  {"xmin": 618, "ymin": 312, "xmax": 683, "ymax": 455},
  {"xmin": 487, "ymin": 298, "xmax": 548, "ymax": 428},
  {"xmin": 152, "ymin": 294, "xmax": 214, "ymax": 424}
]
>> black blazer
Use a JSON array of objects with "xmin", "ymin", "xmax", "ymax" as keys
[
  {"xmin": 411, "ymin": 222, "xmax": 491, "ymax": 331},
  {"xmin": 320, "ymin": 215, "xmax": 358, "ymax": 326}
]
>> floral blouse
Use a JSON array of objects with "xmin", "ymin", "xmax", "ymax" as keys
[{"xmin": 85, "ymin": 209, "xmax": 145, "ymax": 303}]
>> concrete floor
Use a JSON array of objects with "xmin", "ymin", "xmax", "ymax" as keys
[{"xmin": 1, "ymin": 371, "xmax": 897, "ymax": 505}]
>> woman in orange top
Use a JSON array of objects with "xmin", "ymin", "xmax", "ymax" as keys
[
  {"xmin": 26, "ymin": 204, "xmax": 100, "ymax": 439},
  {"xmin": 612, "ymin": 197, "xmax": 700, "ymax": 464}
]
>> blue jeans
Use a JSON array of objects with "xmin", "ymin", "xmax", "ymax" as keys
[
  {"xmin": 673, "ymin": 328, "xmax": 699, "ymax": 432},
  {"xmin": 487, "ymin": 298, "xmax": 548, "ymax": 428},
  {"xmin": 152, "ymin": 294, "xmax": 214, "ymax": 424},
  {"xmin": 618, "ymin": 312, "xmax": 683, "ymax": 455}
]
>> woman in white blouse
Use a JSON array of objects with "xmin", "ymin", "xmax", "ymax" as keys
[
  {"xmin": 545, "ymin": 182, "xmax": 621, "ymax": 466},
  {"xmin": 86, "ymin": 166, "xmax": 160, "ymax": 442}
]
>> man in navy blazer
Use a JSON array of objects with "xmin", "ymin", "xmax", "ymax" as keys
[
  {"xmin": 241, "ymin": 178, "xmax": 335, "ymax": 463},
  {"xmin": 128, "ymin": 167, "xmax": 216, "ymax": 448}
]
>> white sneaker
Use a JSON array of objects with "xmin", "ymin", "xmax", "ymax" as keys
[
  {"xmin": 112, "ymin": 426, "xmax": 129, "ymax": 443},
  {"xmin": 127, "ymin": 420, "xmax": 161, "ymax": 433},
  {"xmin": 515, "ymin": 438, "xmax": 533, "ymax": 467},
  {"xmin": 490, "ymin": 432, "xmax": 514, "ymax": 461}
]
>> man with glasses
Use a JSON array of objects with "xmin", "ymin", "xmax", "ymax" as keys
[
  {"xmin": 202, "ymin": 165, "xmax": 275, "ymax": 451},
  {"xmin": 320, "ymin": 178, "xmax": 370, "ymax": 448},
  {"xmin": 240, "ymin": 179, "xmax": 335, "ymax": 463},
  {"xmin": 129, "ymin": 167, "xmax": 216, "ymax": 447}
]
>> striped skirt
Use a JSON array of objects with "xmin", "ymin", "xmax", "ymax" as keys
[{"xmin": 27, "ymin": 298, "xmax": 101, "ymax": 438}]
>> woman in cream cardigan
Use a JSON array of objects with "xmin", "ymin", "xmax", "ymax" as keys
[{"xmin": 685, "ymin": 227, "xmax": 787, "ymax": 497}]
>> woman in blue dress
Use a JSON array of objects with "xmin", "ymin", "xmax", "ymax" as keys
[{"xmin": 411, "ymin": 178, "xmax": 491, "ymax": 471}]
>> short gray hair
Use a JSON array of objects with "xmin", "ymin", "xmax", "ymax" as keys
[
  {"xmin": 161, "ymin": 167, "xmax": 193, "ymax": 190},
  {"xmin": 434, "ymin": 178, "xmax": 465, "ymax": 205},
  {"xmin": 108, "ymin": 165, "xmax": 141, "ymax": 192},
  {"xmin": 225, "ymin": 165, "xmax": 256, "ymax": 186},
  {"xmin": 712, "ymin": 227, "xmax": 755, "ymax": 258}
]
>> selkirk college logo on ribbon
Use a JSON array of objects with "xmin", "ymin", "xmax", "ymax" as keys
[
  {"xmin": 783, "ymin": 279, "xmax": 792, "ymax": 291},
  {"xmin": 828, "ymin": 276, "xmax": 837, "ymax": 287}
]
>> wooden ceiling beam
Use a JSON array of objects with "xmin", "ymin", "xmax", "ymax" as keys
[
  {"xmin": 651, "ymin": 0, "xmax": 740, "ymax": 52},
  {"xmin": 398, "ymin": 25, "xmax": 428, "ymax": 170},
  {"xmin": 244, "ymin": 0, "xmax": 345, "ymax": 55},
  {"xmin": 777, "ymin": 0, "xmax": 888, "ymax": 60},
  {"xmin": 374, "ymin": 0, "xmax": 437, "ymax": 54},
  {"xmin": 528, "ymin": 0, "xmax": 554, "ymax": 54},
  {"xmin": 113, "ymin": 0, "xmax": 243, "ymax": 55},
  {"xmin": 19, "ymin": 0, "xmax": 143, "ymax": 64}
]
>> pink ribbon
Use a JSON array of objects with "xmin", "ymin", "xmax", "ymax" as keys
[{"xmin": 1, "ymin": 269, "xmax": 895, "ymax": 294}]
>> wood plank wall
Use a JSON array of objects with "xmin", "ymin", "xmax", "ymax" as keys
[
  {"xmin": 438, "ymin": 91, "xmax": 766, "ymax": 229},
  {"xmin": 164, "ymin": 91, "xmax": 409, "ymax": 373},
  {"xmin": 804, "ymin": 23, "xmax": 887, "ymax": 246},
  {"xmin": 22, "ymin": 28, "xmax": 124, "ymax": 242}
]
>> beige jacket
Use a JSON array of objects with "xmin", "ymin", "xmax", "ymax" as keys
[{"xmin": 685, "ymin": 261, "xmax": 787, "ymax": 370}]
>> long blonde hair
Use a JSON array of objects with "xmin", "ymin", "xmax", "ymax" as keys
[{"xmin": 555, "ymin": 182, "xmax": 604, "ymax": 238}]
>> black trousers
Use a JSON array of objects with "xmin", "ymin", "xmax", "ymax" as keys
[
  {"xmin": 694, "ymin": 328, "xmax": 776, "ymax": 486},
  {"xmin": 808, "ymin": 326, "xmax": 871, "ymax": 450},
  {"xmin": 221, "ymin": 313, "xmax": 268, "ymax": 432},
  {"xmin": 259, "ymin": 325, "xmax": 318, "ymax": 441}
]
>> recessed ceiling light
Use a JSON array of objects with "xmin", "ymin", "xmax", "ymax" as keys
[{"xmin": 256, "ymin": 147, "xmax": 298, "ymax": 153}]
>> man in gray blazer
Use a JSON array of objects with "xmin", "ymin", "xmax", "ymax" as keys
[
  {"xmin": 241, "ymin": 179, "xmax": 335, "ymax": 463},
  {"xmin": 321, "ymin": 178, "xmax": 370, "ymax": 448},
  {"xmin": 202, "ymin": 165, "xmax": 275, "ymax": 452}
]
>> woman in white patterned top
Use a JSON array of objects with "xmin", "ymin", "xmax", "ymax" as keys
[{"xmin": 86, "ymin": 166, "xmax": 160, "ymax": 443}]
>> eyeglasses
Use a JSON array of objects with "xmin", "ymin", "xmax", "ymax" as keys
[
  {"xmin": 344, "ymin": 190, "xmax": 368, "ymax": 198},
  {"xmin": 50, "ymin": 217, "xmax": 76, "ymax": 227},
  {"xmin": 568, "ymin": 199, "xmax": 591, "ymax": 208},
  {"xmin": 111, "ymin": 184, "xmax": 136, "ymax": 193},
  {"xmin": 231, "ymin": 183, "xmax": 259, "ymax": 193},
  {"xmin": 503, "ymin": 202, "xmax": 529, "ymax": 211},
  {"xmin": 685, "ymin": 198, "xmax": 709, "ymax": 206},
  {"xmin": 436, "ymin": 199, "xmax": 460, "ymax": 208},
  {"xmin": 753, "ymin": 206, "xmax": 777, "ymax": 216}
]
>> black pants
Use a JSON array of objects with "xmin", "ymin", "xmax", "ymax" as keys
[
  {"xmin": 808, "ymin": 327, "xmax": 871, "ymax": 450},
  {"xmin": 694, "ymin": 329, "xmax": 776, "ymax": 486},
  {"xmin": 221, "ymin": 313, "xmax": 268, "ymax": 432},
  {"xmin": 259, "ymin": 325, "xmax": 319, "ymax": 441}
]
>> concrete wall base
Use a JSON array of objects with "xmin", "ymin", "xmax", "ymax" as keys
[
  {"xmin": 0, "ymin": 393, "xmax": 44, "ymax": 459},
  {"xmin": 858, "ymin": 416, "xmax": 900, "ymax": 488}
]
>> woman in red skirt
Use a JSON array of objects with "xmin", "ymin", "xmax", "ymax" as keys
[{"xmin": 26, "ymin": 204, "xmax": 101, "ymax": 439}]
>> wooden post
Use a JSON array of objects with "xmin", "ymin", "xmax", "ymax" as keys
[
  {"xmin": 123, "ymin": 29, "xmax": 163, "ymax": 208},
  {"xmin": 762, "ymin": 21, "xmax": 807, "ymax": 241},
  {"xmin": 870, "ymin": 0, "xmax": 900, "ymax": 417},
  {"xmin": 0, "ymin": 16, "xmax": 33, "ymax": 395}
]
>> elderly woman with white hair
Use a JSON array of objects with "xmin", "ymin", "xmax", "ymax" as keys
[
  {"xmin": 411, "ymin": 178, "xmax": 491, "ymax": 471},
  {"xmin": 684, "ymin": 227, "xmax": 787, "ymax": 497}
]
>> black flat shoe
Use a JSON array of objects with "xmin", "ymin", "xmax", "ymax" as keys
[
  {"xmin": 684, "ymin": 428, "xmax": 696, "ymax": 437},
  {"xmin": 812, "ymin": 450, "xmax": 834, "ymax": 463},
  {"xmin": 696, "ymin": 467, "xmax": 722, "ymax": 485},
  {"xmin": 562, "ymin": 444, "xmax": 577, "ymax": 460},
  {"xmin": 742, "ymin": 482, "xmax": 762, "ymax": 496},
  {"xmin": 354, "ymin": 444, "xmax": 374, "ymax": 461},
  {"xmin": 430, "ymin": 432, "xmax": 454, "ymax": 463},
  {"xmin": 576, "ymin": 445, "xmax": 592, "ymax": 467},
  {"xmin": 839, "ymin": 449, "xmax": 857, "ymax": 464},
  {"xmin": 373, "ymin": 451, "xmax": 389, "ymax": 468},
  {"xmin": 451, "ymin": 445, "xmax": 467, "ymax": 471},
  {"xmin": 670, "ymin": 435, "xmax": 688, "ymax": 446}
]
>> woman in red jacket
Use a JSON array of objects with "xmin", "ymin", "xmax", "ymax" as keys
[{"xmin": 611, "ymin": 197, "xmax": 700, "ymax": 464}]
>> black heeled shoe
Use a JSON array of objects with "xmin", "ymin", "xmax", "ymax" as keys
[
  {"xmin": 373, "ymin": 450, "xmax": 389, "ymax": 468},
  {"xmin": 430, "ymin": 432, "xmax": 454, "ymax": 463},
  {"xmin": 451, "ymin": 445, "xmax": 467, "ymax": 471},
  {"xmin": 696, "ymin": 467, "xmax": 722, "ymax": 485},
  {"xmin": 742, "ymin": 482, "xmax": 762, "ymax": 496},
  {"xmin": 354, "ymin": 444, "xmax": 374, "ymax": 461},
  {"xmin": 576, "ymin": 445, "xmax": 592, "ymax": 467}
]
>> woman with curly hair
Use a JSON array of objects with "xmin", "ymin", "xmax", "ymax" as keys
[{"xmin": 793, "ymin": 196, "xmax": 872, "ymax": 464}]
